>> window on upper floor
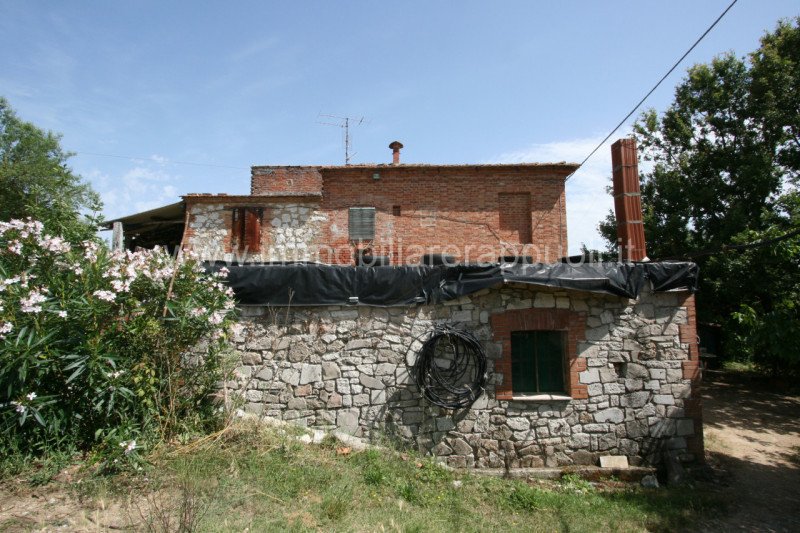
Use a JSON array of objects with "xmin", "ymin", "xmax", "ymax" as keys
[
  {"xmin": 349, "ymin": 207, "xmax": 375, "ymax": 241},
  {"xmin": 232, "ymin": 207, "xmax": 263, "ymax": 253},
  {"xmin": 510, "ymin": 330, "xmax": 566, "ymax": 394}
]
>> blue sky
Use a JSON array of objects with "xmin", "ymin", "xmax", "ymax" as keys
[{"xmin": 1, "ymin": 0, "xmax": 797, "ymax": 253}]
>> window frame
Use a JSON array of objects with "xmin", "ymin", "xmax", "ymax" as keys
[{"xmin": 490, "ymin": 308, "xmax": 588, "ymax": 401}]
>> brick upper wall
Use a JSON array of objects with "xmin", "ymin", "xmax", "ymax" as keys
[
  {"xmin": 316, "ymin": 166, "xmax": 571, "ymax": 264},
  {"xmin": 187, "ymin": 163, "xmax": 575, "ymax": 265},
  {"xmin": 251, "ymin": 167, "xmax": 323, "ymax": 196}
]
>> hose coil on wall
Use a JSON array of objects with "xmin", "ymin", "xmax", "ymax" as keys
[{"xmin": 413, "ymin": 325, "xmax": 488, "ymax": 409}]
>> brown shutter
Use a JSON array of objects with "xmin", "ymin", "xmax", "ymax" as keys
[
  {"xmin": 231, "ymin": 208, "xmax": 244, "ymax": 252},
  {"xmin": 244, "ymin": 208, "xmax": 262, "ymax": 253}
]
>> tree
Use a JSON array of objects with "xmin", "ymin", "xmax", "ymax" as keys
[
  {"xmin": 0, "ymin": 97, "xmax": 101, "ymax": 241},
  {"xmin": 600, "ymin": 18, "xmax": 800, "ymax": 373}
]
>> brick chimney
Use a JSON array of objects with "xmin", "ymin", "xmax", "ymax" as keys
[
  {"xmin": 389, "ymin": 141, "xmax": 403, "ymax": 165},
  {"xmin": 611, "ymin": 138, "xmax": 648, "ymax": 262}
]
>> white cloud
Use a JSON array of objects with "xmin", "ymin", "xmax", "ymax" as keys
[
  {"xmin": 492, "ymin": 137, "xmax": 615, "ymax": 255},
  {"xmin": 90, "ymin": 166, "xmax": 182, "ymax": 220}
]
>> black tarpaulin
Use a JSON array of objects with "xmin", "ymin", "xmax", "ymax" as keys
[
  {"xmin": 207, "ymin": 261, "xmax": 698, "ymax": 307},
  {"xmin": 437, "ymin": 263, "xmax": 648, "ymax": 299},
  {"xmin": 216, "ymin": 263, "xmax": 444, "ymax": 306}
]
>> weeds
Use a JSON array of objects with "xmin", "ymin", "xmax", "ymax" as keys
[
  {"xmin": 1, "ymin": 423, "xmax": 725, "ymax": 532},
  {"xmin": 502, "ymin": 481, "xmax": 542, "ymax": 512},
  {"xmin": 560, "ymin": 472, "xmax": 595, "ymax": 494},
  {"xmin": 134, "ymin": 479, "xmax": 213, "ymax": 533}
]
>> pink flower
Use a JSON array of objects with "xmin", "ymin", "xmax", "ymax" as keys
[
  {"xmin": 0, "ymin": 276, "xmax": 21, "ymax": 292},
  {"xmin": 120, "ymin": 440, "xmax": 137, "ymax": 455},
  {"xmin": 82, "ymin": 241, "xmax": 99, "ymax": 263},
  {"xmin": 20, "ymin": 290, "xmax": 47, "ymax": 313},
  {"xmin": 40, "ymin": 235, "xmax": 70, "ymax": 254},
  {"xmin": 111, "ymin": 279, "xmax": 130, "ymax": 292},
  {"xmin": 7, "ymin": 240, "xmax": 23, "ymax": 254},
  {"xmin": 93, "ymin": 290, "xmax": 116, "ymax": 302}
]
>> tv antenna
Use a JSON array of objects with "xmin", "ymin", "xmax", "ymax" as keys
[{"xmin": 317, "ymin": 113, "xmax": 366, "ymax": 165}]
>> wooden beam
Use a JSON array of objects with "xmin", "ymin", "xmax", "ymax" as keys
[{"xmin": 112, "ymin": 222, "xmax": 124, "ymax": 251}]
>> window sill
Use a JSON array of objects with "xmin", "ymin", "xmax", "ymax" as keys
[{"xmin": 511, "ymin": 394, "xmax": 572, "ymax": 402}]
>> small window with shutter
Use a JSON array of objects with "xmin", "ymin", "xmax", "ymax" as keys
[
  {"xmin": 349, "ymin": 207, "xmax": 375, "ymax": 241},
  {"xmin": 232, "ymin": 207, "xmax": 263, "ymax": 253}
]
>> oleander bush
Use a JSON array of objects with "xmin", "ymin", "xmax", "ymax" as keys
[{"xmin": 0, "ymin": 218, "xmax": 238, "ymax": 469}]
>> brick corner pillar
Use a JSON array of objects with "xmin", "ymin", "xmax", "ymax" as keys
[
  {"xmin": 679, "ymin": 293, "xmax": 705, "ymax": 461},
  {"xmin": 611, "ymin": 138, "xmax": 647, "ymax": 262}
]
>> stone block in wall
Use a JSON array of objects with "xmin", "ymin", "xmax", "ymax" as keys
[
  {"xmin": 585, "ymin": 325, "xmax": 610, "ymax": 341},
  {"xmin": 281, "ymin": 368, "xmax": 300, "ymax": 386},
  {"xmin": 580, "ymin": 368, "xmax": 600, "ymax": 384},
  {"xmin": 621, "ymin": 391, "xmax": 650, "ymax": 408},
  {"xmin": 653, "ymin": 395, "xmax": 676, "ymax": 405},
  {"xmin": 625, "ymin": 378, "xmax": 644, "ymax": 391},
  {"xmin": 594, "ymin": 408, "xmax": 624, "ymax": 424},
  {"xmin": 359, "ymin": 375, "xmax": 384, "ymax": 390},
  {"xmin": 337, "ymin": 409, "xmax": 360, "ymax": 434},
  {"xmin": 299, "ymin": 364, "xmax": 322, "ymax": 384},
  {"xmin": 321, "ymin": 362, "xmax": 340, "ymax": 379}
]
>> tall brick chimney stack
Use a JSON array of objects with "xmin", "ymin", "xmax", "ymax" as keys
[
  {"xmin": 389, "ymin": 141, "xmax": 403, "ymax": 165},
  {"xmin": 611, "ymin": 138, "xmax": 648, "ymax": 262}
]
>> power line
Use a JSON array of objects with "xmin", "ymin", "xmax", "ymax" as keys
[
  {"xmin": 75, "ymin": 151, "xmax": 249, "ymax": 171},
  {"xmin": 665, "ymin": 225, "xmax": 800, "ymax": 261},
  {"xmin": 565, "ymin": 0, "xmax": 739, "ymax": 182}
]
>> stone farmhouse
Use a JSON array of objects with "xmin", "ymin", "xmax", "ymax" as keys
[{"xmin": 109, "ymin": 138, "xmax": 703, "ymax": 470}]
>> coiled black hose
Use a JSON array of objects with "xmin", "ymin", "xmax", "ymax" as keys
[{"xmin": 413, "ymin": 325, "xmax": 488, "ymax": 409}]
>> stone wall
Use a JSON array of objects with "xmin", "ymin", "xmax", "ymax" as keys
[
  {"xmin": 266, "ymin": 203, "xmax": 327, "ymax": 262},
  {"xmin": 186, "ymin": 203, "xmax": 232, "ymax": 261},
  {"xmin": 184, "ymin": 200, "xmax": 326, "ymax": 262},
  {"xmin": 228, "ymin": 283, "xmax": 703, "ymax": 469}
]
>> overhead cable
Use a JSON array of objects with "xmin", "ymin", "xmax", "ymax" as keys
[{"xmin": 566, "ymin": 0, "xmax": 739, "ymax": 182}]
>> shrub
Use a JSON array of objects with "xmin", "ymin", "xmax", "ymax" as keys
[{"xmin": 0, "ymin": 218, "xmax": 238, "ymax": 468}]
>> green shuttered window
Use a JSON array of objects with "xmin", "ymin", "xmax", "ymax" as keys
[{"xmin": 511, "ymin": 331, "xmax": 566, "ymax": 394}]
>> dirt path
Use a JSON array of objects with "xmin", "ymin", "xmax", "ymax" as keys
[{"xmin": 700, "ymin": 370, "xmax": 800, "ymax": 532}]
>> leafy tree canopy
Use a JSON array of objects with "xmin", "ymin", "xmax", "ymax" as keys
[
  {"xmin": 600, "ymin": 18, "xmax": 800, "ymax": 372},
  {"xmin": 0, "ymin": 97, "xmax": 101, "ymax": 241}
]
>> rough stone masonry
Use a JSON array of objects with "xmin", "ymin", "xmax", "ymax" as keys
[{"xmin": 227, "ymin": 282, "xmax": 703, "ymax": 469}]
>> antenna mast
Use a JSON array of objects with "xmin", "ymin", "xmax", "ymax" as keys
[{"xmin": 317, "ymin": 114, "xmax": 366, "ymax": 165}]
